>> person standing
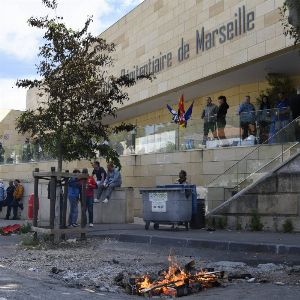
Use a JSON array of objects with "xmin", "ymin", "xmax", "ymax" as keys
[
  {"xmin": 216, "ymin": 95, "xmax": 229, "ymax": 140},
  {"xmin": 82, "ymin": 168, "xmax": 97, "ymax": 227},
  {"xmin": 257, "ymin": 95, "xmax": 271, "ymax": 144},
  {"xmin": 92, "ymin": 161, "xmax": 106, "ymax": 203},
  {"xmin": 175, "ymin": 170, "xmax": 188, "ymax": 184},
  {"xmin": 0, "ymin": 142, "xmax": 4, "ymax": 164},
  {"xmin": 101, "ymin": 163, "xmax": 122, "ymax": 204},
  {"xmin": 238, "ymin": 95, "xmax": 256, "ymax": 140},
  {"xmin": 68, "ymin": 169, "xmax": 81, "ymax": 227},
  {"xmin": 289, "ymin": 87, "xmax": 300, "ymax": 141},
  {"xmin": 22, "ymin": 138, "xmax": 32, "ymax": 162},
  {"xmin": 201, "ymin": 97, "xmax": 218, "ymax": 145},
  {"xmin": 276, "ymin": 92, "xmax": 291, "ymax": 130},
  {"xmin": 273, "ymin": 93, "xmax": 291, "ymax": 143},
  {"xmin": 0, "ymin": 180, "xmax": 6, "ymax": 213},
  {"xmin": 12, "ymin": 179, "xmax": 24, "ymax": 220},
  {"xmin": 5, "ymin": 180, "xmax": 15, "ymax": 220},
  {"xmin": 289, "ymin": 87, "xmax": 300, "ymax": 120}
]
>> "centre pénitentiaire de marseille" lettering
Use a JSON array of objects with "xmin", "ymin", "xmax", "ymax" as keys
[{"xmin": 121, "ymin": 6, "xmax": 255, "ymax": 80}]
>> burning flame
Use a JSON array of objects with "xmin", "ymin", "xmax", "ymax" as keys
[{"xmin": 135, "ymin": 255, "xmax": 220, "ymax": 296}]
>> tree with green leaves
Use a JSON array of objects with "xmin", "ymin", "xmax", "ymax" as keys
[
  {"xmin": 280, "ymin": 0, "xmax": 300, "ymax": 44},
  {"xmin": 256, "ymin": 73, "xmax": 296, "ymax": 107},
  {"xmin": 16, "ymin": 0, "xmax": 147, "ymax": 172}
]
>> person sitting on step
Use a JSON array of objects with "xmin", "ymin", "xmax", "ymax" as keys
[
  {"xmin": 175, "ymin": 170, "xmax": 188, "ymax": 185},
  {"xmin": 101, "ymin": 163, "xmax": 122, "ymax": 204}
]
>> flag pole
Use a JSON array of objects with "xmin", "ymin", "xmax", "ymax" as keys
[{"xmin": 176, "ymin": 123, "xmax": 180, "ymax": 150}]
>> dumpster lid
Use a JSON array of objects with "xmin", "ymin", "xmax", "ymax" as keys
[
  {"xmin": 157, "ymin": 184, "xmax": 196, "ymax": 188},
  {"xmin": 140, "ymin": 187, "xmax": 194, "ymax": 193}
]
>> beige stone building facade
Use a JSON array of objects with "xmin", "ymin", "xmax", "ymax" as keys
[
  {"xmin": 0, "ymin": 110, "xmax": 24, "ymax": 146},
  {"xmin": 0, "ymin": 110, "xmax": 28, "ymax": 164},
  {"xmin": 96, "ymin": 0, "xmax": 299, "ymax": 126},
  {"xmin": 27, "ymin": 0, "xmax": 300, "ymax": 125},
  {"xmin": 15, "ymin": 0, "xmax": 300, "ymax": 222}
]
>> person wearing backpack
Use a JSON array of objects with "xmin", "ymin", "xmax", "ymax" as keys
[{"xmin": 12, "ymin": 179, "xmax": 24, "ymax": 220}]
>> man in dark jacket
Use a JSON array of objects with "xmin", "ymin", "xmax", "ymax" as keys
[
  {"xmin": 217, "ymin": 95, "xmax": 229, "ymax": 140},
  {"xmin": 5, "ymin": 180, "xmax": 15, "ymax": 220},
  {"xmin": 92, "ymin": 161, "xmax": 106, "ymax": 203},
  {"xmin": 68, "ymin": 169, "xmax": 81, "ymax": 227},
  {"xmin": 289, "ymin": 87, "xmax": 300, "ymax": 141},
  {"xmin": 201, "ymin": 97, "xmax": 218, "ymax": 145},
  {"xmin": 238, "ymin": 95, "xmax": 256, "ymax": 140}
]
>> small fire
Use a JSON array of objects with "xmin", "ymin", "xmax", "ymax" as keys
[{"xmin": 133, "ymin": 256, "xmax": 222, "ymax": 297}]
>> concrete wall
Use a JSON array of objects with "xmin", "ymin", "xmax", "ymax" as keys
[
  {"xmin": 0, "ymin": 180, "xmax": 134, "ymax": 225},
  {"xmin": 0, "ymin": 144, "xmax": 287, "ymax": 217},
  {"xmin": 210, "ymin": 153, "xmax": 300, "ymax": 232}
]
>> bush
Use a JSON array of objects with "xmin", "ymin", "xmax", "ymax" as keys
[
  {"xmin": 19, "ymin": 222, "xmax": 32, "ymax": 234},
  {"xmin": 21, "ymin": 233, "xmax": 39, "ymax": 247},
  {"xmin": 205, "ymin": 217, "xmax": 216, "ymax": 230},
  {"xmin": 236, "ymin": 222, "xmax": 242, "ymax": 231},
  {"xmin": 256, "ymin": 73, "xmax": 296, "ymax": 107},
  {"xmin": 283, "ymin": 219, "xmax": 294, "ymax": 233},
  {"xmin": 217, "ymin": 217, "xmax": 227, "ymax": 229},
  {"xmin": 250, "ymin": 210, "xmax": 264, "ymax": 231}
]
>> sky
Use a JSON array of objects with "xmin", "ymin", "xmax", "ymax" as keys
[{"xmin": 0, "ymin": 0, "xmax": 143, "ymax": 111}]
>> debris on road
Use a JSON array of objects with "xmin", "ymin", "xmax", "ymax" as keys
[
  {"xmin": 0, "ymin": 224, "xmax": 21, "ymax": 235},
  {"xmin": 0, "ymin": 238, "xmax": 299, "ymax": 297}
]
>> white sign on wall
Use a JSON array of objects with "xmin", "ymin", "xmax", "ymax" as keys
[{"xmin": 149, "ymin": 192, "xmax": 168, "ymax": 212}]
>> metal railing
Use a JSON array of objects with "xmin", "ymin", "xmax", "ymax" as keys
[
  {"xmin": 207, "ymin": 116, "xmax": 300, "ymax": 193},
  {"xmin": 110, "ymin": 108, "xmax": 294, "ymax": 155},
  {"xmin": 0, "ymin": 107, "xmax": 296, "ymax": 165}
]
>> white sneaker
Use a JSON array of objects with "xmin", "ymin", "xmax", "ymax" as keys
[
  {"xmin": 94, "ymin": 199, "xmax": 100, "ymax": 203},
  {"xmin": 89, "ymin": 223, "xmax": 94, "ymax": 227},
  {"xmin": 102, "ymin": 198, "xmax": 109, "ymax": 204}
]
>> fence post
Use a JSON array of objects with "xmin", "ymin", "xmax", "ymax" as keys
[
  {"xmin": 33, "ymin": 168, "xmax": 39, "ymax": 240},
  {"xmin": 61, "ymin": 170, "xmax": 69, "ymax": 240},
  {"xmin": 81, "ymin": 177, "xmax": 87, "ymax": 240},
  {"xmin": 176, "ymin": 123, "xmax": 180, "ymax": 150},
  {"xmin": 49, "ymin": 167, "xmax": 56, "ymax": 242}
]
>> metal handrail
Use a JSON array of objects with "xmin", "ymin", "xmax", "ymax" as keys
[
  {"xmin": 234, "ymin": 141, "xmax": 299, "ymax": 191},
  {"xmin": 207, "ymin": 115, "xmax": 300, "ymax": 187}
]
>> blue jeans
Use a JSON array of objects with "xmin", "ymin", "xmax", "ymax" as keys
[
  {"xmin": 99, "ymin": 183, "xmax": 121, "ymax": 200},
  {"xmin": 86, "ymin": 196, "xmax": 93, "ymax": 224},
  {"xmin": 68, "ymin": 196, "xmax": 78, "ymax": 225}
]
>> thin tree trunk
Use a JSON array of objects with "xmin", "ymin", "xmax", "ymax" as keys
[{"xmin": 54, "ymin": 141, "xmax": 63, "ymax": 242}]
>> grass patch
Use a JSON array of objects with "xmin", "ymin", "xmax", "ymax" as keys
[
  {"xmin": 19, "ymin": 222, "xmax": 32, "ymax": 234},
  {"xmin": 21, "ymin": 233, "xmax": 39, "ymax": 247},
  {"xmin": 283, "ymin": 219, "xmax": 294, "ymax": 233},
  {"xmin": 250, "ymin": 210, "xmax": 264, "ymax": 231},
  {"xmin": 217, "ymin": 217, "xmax": 227, "ymax": 229}
]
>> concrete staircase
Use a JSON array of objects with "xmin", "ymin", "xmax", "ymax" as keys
[
  {"xmin": 206, "ymin": 151, "xmax": 300, "ymax": 232},
  {"xmin": 207, "ymin": 142, "xmax": 300, "ymax": 212}
]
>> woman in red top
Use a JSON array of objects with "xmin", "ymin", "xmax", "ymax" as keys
[{"xmin": 82, "ymin": 168, "xmax": 97, "ymax": 227}]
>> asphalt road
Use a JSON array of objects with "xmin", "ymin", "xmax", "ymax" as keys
[
  {"xmin": 1, "ymin": 266, "xmax": 300, "ymax": 300},
  {"xmin": 1, "ymin": 235, "xmax": 300, "ymax": 299},
  {"xmin": 0, "ymin": 266, "xmax": 134, "ymax": 300}
]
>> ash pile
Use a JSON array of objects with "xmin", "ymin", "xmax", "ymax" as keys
[{"xmin": 115, "ymin": 258, "xmax": 225, "ymax": 298}]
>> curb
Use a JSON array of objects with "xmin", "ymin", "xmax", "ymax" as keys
[{"xmin": 89, "ymin": 232, "xmax": 300, "ymax": 255}]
